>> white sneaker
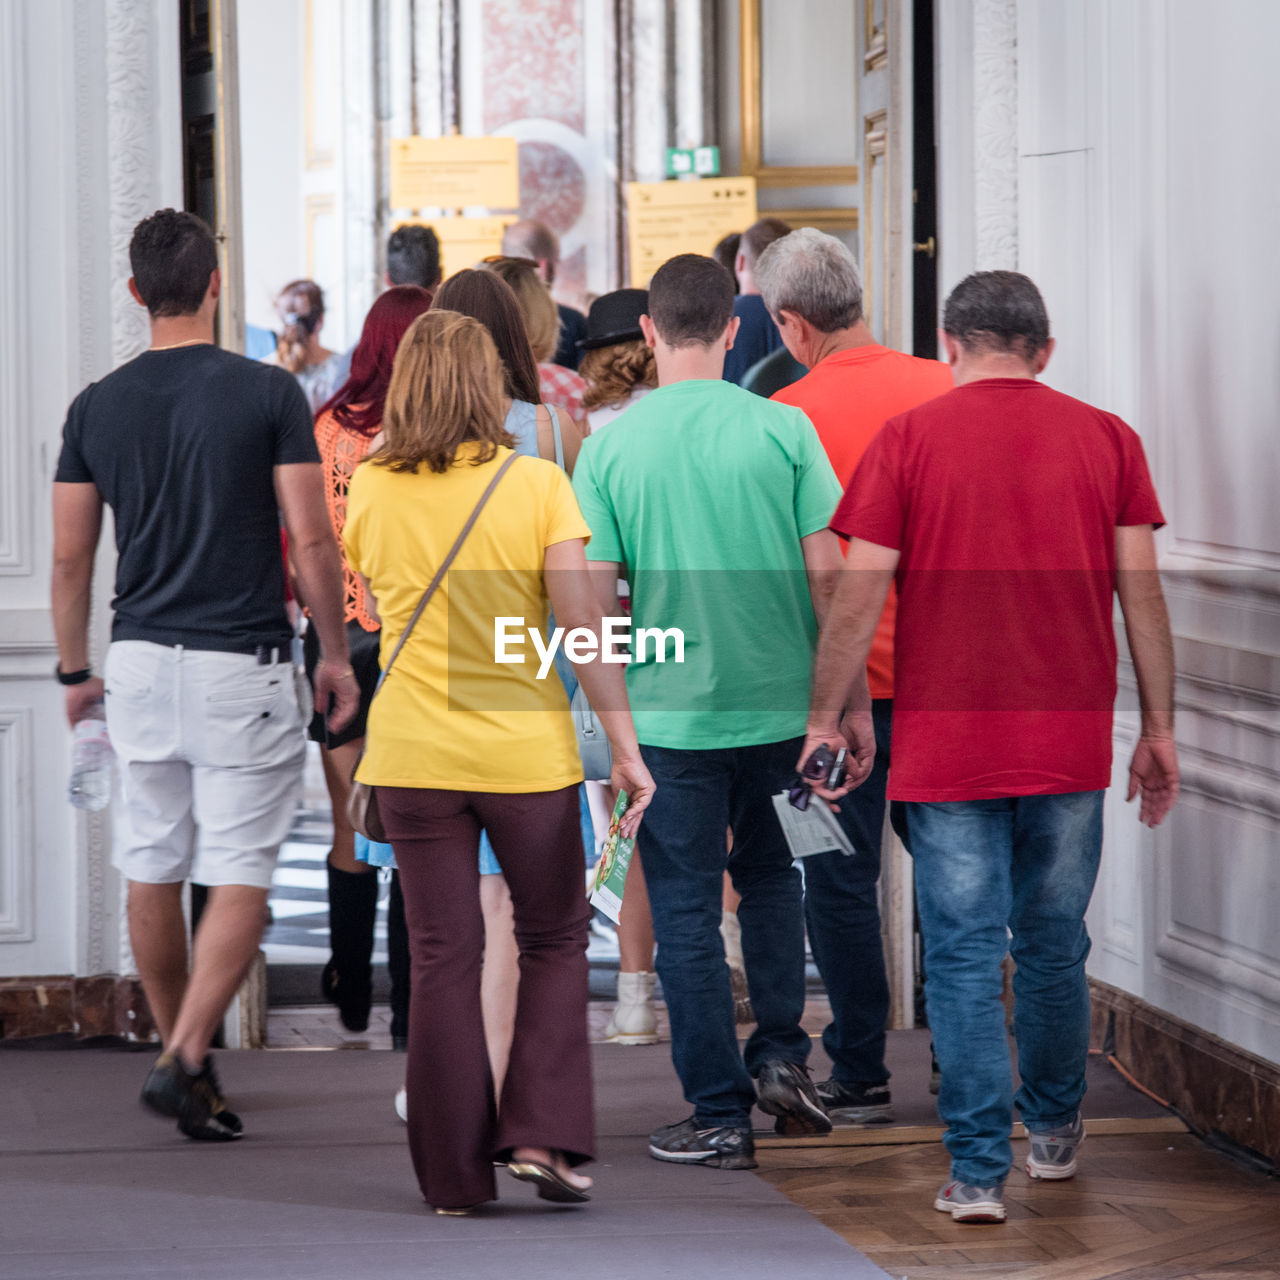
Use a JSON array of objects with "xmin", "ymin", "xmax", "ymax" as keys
[
  {"xmin": 604, "ymin": 971, "xmax": 659, "ymax": 1045},
  {"xmin": 934, "ymin": 1179, "xmax": 1006, "ymax": 1222},
  {"xmin": 1026, "ymin": 1114, "xmax": 1085, "ymax": 1179},
  {"xmin": 394, "ymin": 1086, "xmax": 408, "ymax": 1124}
]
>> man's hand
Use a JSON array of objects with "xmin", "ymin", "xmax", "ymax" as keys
[
  {"xmin": 1127, "ymin": 734, "xmax": 1179, "ymax": 827},
  {"xmin": 794, "ymin": 723, "xmax": 854, "ymax": 808},
  {"xmin": 64, "ymin": 677, "xmax": 105, "ymax": 727},
  {"xmin": 314, "ymin": 660, "xmax": 360, "ymax": 735},
  {"xmin": 610, "ymin": 753, "xmax": 656, "ymax": 839}
]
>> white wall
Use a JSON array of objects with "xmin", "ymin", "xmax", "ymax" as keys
[
  {"xmin": 942, "ymin": 0, "xmax": 1280, "ymax": 1067},
  {"xmin": 237, "ymin": 0, "xmax": 306, "ymax": 339},
  {"xmin": 0, "ymin": 0, "xmax": 183, "ymax": 980}
]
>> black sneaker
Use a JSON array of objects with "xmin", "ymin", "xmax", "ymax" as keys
[
  {"xmin": 814, "ymin": 1079, "xmax": 895, "ymax": 1125},
  {"xmin": 648, "ymin": 1116, "xmax": 757, "ymax": 1169},
  {"xmin": 755, "ymin": 1060, "xmax": 832, "ymax": 1136},
  {"xmin": 140, "ymin": 1053, "xmax": 243, "ymax": 1142}
]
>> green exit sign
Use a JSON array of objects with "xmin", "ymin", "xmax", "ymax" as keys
[{"xmin": 666, "ymin": 146, "xmax": 721, "ymax": 178}]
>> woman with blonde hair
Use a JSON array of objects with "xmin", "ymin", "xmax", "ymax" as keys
[
  {"xmin": 483, "ymin": 256, "xmax": 587, "ymax": 422},
  {"xmin": 267, "ymin": 279, "xmax": 345, "ymax": 413},
  {"xmin": 343, "ymin": 309, "xmax": 654, "ymax": 1214}
]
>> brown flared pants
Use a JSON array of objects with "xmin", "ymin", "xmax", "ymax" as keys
[{"xmin": 376, "ymin": 783, "xmax": 594, "ymax": 1210}]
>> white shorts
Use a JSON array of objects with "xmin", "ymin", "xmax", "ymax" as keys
[{"xmin": 104, "ymin": 640, "xmax": 308, "ymax": 890}]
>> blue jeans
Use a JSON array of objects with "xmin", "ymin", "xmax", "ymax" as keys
[
  {"xmin": 639, "ymin": 737, "xmax": 811, "ymax": 1128},
  {"xmin": 803, "ymin": 700, "xmax": 901, "ymax": 1086},
  {"xmin": 909, "ymin": 791, "xmax": 1104, "ymax": 1185}
]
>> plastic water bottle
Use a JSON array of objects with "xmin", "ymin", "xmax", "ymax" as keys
[{"xmin": 68, "ymin": 704, "xmax": 112, "ymax": 811}]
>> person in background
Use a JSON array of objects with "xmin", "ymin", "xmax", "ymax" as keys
[
  {"xmin": 245, "ymin": 324, "xmax": 278, "ymax": 361},
  {"xmin": 573, "ymin": 254, "xmax": 845, "ymax": 1170},
  {"xmin": 574, "ymin": 287, "xmax": 659, "ymax": 1043},
  {"xmin": 384, "ymin": 268, "xmax": 581, "ymax": 1113},
  {"xmin": 502, "ymin": 218, "xmax": 587, "ymax": 370},
  {"xmin": 51, "ymin": 209, "xmax": 356, "ymax": 1141},
  {"xmin": 722, "ymin": 218, "xmax": 792, "ymax": 386},
  {"xmin": 756, "ymin": 226, "xmax": 953, "ymax": 1131},
  {"xmin": 801, "ymin": 270, "xmax": 1178, "ymax": 1223},
  {"xmin": 267, "ymin": 280, "xmax": 345, "ymax": 414},
  {"xmin": 322, "ymin": 224, "xmax": 445, "ymax": 394},
  {"xmin": 344, "ymin": 308, "xmax": 655, "ymax": 1213},
  {"xmin": 578, "ymin": 288, "xmax": 656, "ymax": 433},
  {"xmin": 299, "ymin": 285, "xmax": 435, "ymax": 1043},
  {"xmin": 713, "ymin": 232, "xmax": 741, "ymax": 293},
  {"xmin": 386, "ymin": 224, "xmax": 443, "ymax": 290},
  {"xmin": 485, "ymin": 256, "xmax": 586, "ymax": 423}
]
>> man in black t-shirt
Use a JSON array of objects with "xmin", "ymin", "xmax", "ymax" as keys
[{"xmin": 51, "ymin": 209, "xmax": 357, "ymax": 1141}]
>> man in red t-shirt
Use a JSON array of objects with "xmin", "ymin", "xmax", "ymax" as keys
[
  {"xmin": 798, "ymin": 271, "xmax": 1179, "ymax": 1223},
  {"xmin": 755, "ymin": 227, "xmax": 953, "ymax": 1129}
]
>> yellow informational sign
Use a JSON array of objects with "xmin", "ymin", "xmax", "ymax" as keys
[
  {"xmin": 390, "ymin": 136, "xmax": 520, "ymax": 211},
  {"xmin": 394, "ymin": 216, "xmax": 517, "ymax": 279},
  {"xmin": 625, "ymin": 177, "xmax": 758, "ymax": 287}
]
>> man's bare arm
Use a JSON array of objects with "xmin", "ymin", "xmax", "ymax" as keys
[
  {"xmin": 800, "ymin": 537, "xmax": 899, "ymax": 796},
  {"xmin": 1116, "ymin": 523, "xmax": 1179, "ymax": 826},
  {"xmin": 51, "ymin": 482, "xmax": 105, "ymax": 723},
  {"xmin": 801, "ymin": 529, "xmax": 843, "ymax": 628},
  {"xmin": 274, "ymin": 462, "xmax": 356, "ymax": 730}
]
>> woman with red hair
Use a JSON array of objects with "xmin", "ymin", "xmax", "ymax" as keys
[{"xmin": 304, "ymin": 284, "xmax": 434, "ymax": 1041}]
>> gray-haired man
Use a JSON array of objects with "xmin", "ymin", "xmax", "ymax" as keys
[{"xmin": 759, "ymin": 227, "xmax": 952, "ymax": 1131}]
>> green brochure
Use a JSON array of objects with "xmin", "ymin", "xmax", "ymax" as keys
[{"xmin": 588, "ymin": 790, "xmax": 635, "ymax": 925}]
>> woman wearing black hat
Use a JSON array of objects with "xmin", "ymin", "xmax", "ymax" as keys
[
  {"xmin": 578, "ymin": 289, "xmax": 657, "ymax": 434},
  {"xmin": 575, "ymin": 288, "xmax": 662, "ymax": 1045}
]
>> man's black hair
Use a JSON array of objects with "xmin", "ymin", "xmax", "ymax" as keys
[
  {"xmin": 128, "ymin": 209, "xmax": 218, "ymax": 317},
  {"xmin": 647, "ymin": 254, "xmax": 736, "ymax": 348},
  {"xmin": 942, "ymin": 270, "xmax": 1051, "ymax": 360},
  {"xmin": 387, "ymin": 224, "xmax": 443, "ymax": 288}
]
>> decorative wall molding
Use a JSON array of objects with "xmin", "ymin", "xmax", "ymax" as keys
[
  {"xmin": 105, "ymin": 0, "xmax": 159, "ymax": 367},
  {"xmin": 0, "ymin": 710, "xmax": 35, "ymax": 943},
  {"xmin": 341, "ymin": 0, "xmax": 380, "ymax": 328},
  {"xmin": 972, "ymin": 0, "xmax": 1018, "ymax": 268},
  {"xmin": 0, "ymin": 1, "xmax": 32, "ymax": 577},
  {"xmin": 1091, "ymin": 978, "xmax": 1280, "ymax": 1170}
]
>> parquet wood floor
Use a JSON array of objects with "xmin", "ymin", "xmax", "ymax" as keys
[{"xmin": 757, "ymin": 1131, "xmax": 1280, "ymax": 1279}]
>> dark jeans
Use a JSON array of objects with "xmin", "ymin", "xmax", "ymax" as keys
[
  {"xmin": 639, "ymin": 737, "xmax": 810, "ymax": 1128},
  {"xmin": 908, "ymin": 791, "xmax": 1104, "ymax": 1185},
  {"xmin": 377, "ymin": 783, "xmax": 593, "ymax": 1210},
  {"xmin": 803, "ymin": 699, "xmax": 899, "ymax": 1087}
]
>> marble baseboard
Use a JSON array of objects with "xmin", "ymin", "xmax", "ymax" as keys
[
  {"xmin": 0, "ymin": 975, "xmax": 157, "ymax": 1043},
  {"xmin": 1090, "ymin": 978, "xmax": 1280, "ymax": 1170}
]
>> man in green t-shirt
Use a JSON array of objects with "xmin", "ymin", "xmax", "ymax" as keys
[{"xmin": 573, "ymin": 254, "xmax": 844, "ymax": 1170}]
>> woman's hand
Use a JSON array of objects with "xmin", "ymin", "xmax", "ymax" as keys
[{"xmin": 609, "ymin": 753, "xmax": 655, "ymax": 839}]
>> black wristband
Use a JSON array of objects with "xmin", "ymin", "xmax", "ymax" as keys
[{"xmin": 56, "ymin": 664, "xmax": 92, "ymax": 686}]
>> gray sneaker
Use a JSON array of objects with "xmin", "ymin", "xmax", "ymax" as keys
[
  {"xmin": 1026, "ymin": 1113, "xmax": 1085, "ymax": 1179},
  {"xmin": 933, "ymin": 1179, "xmax": 1006, "ymax": 1222}
]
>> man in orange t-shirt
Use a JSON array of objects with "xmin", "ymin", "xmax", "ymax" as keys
[{"xmin": 756, "ymin": 227, "xmax": 953, "ymax": 1127}]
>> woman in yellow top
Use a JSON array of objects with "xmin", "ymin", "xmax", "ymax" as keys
[{"xmin": 343, "ymin": 310, "xmax": 654, "ymax": 1215}]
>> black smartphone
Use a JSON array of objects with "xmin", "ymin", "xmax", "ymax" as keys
[
  {"xmin": 827, "ymin": 747, "xmax": 848, "ymax": 790},
  {"xmin": 802, "ymin": 742, "xmax": 836, "ymax": 781}
]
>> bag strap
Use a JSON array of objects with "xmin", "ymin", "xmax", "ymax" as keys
[
  {"xmin": 549, "ymin": 404, "xmax": 565, "ymax": 469},
  {"xmin": 375, "ymin": 451, "xmax": 518, "ymax": 689}
]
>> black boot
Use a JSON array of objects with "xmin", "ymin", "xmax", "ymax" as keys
[
  {"xmin": 322, "ymin": 862, "xmax": 378, "ymax": 1032},
  {"xmin": 387, "ymin": 870, "xmax": 411, "ymax": 1050}
]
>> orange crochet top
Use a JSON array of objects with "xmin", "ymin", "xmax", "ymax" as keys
[{"xmin": 315, "ymin": 408, "xmax": 379, "ymax": 632}]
